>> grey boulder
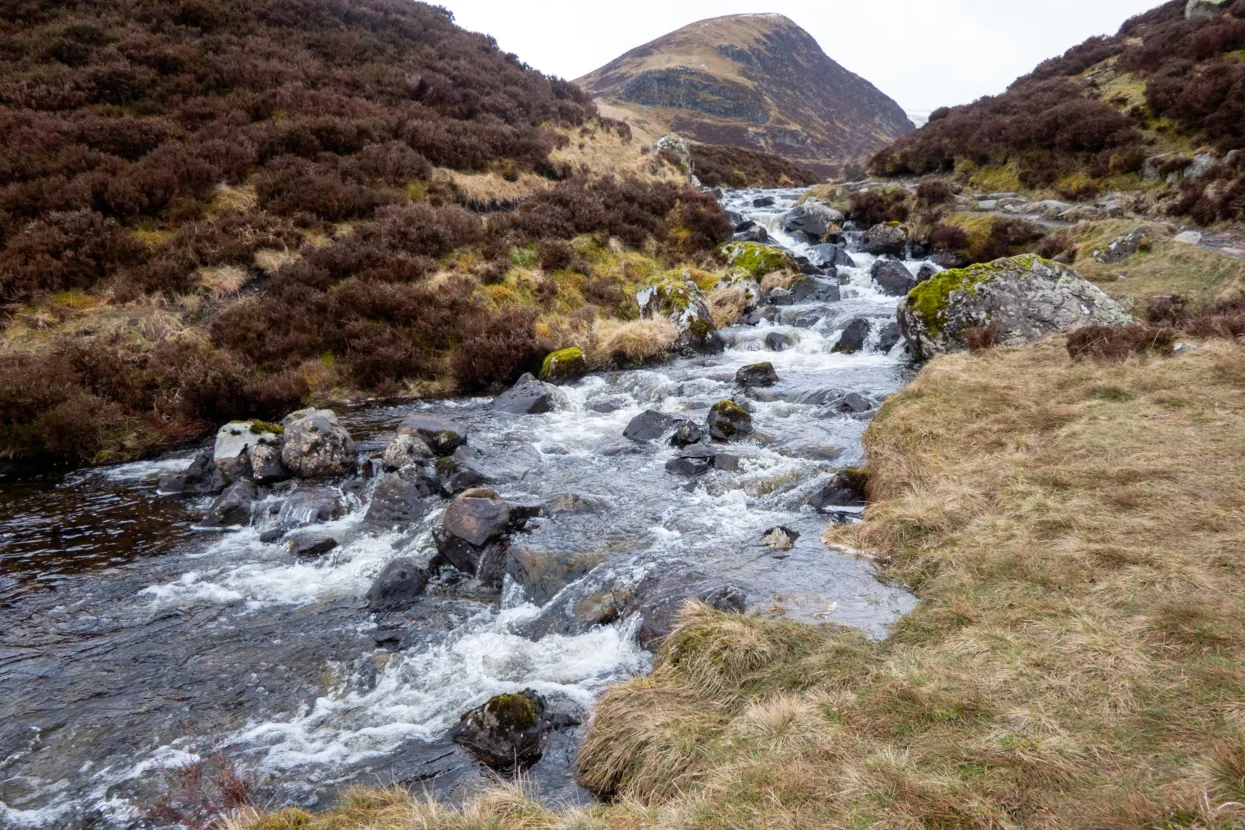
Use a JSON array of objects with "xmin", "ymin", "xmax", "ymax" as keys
[
  {"xmin": 199, "ymin": 481, "xmax": 260, "ymax": 528},
  {"xmin": 365, "ymin": 466, "xmax": 436, "ymax": 525},
  {"xmin": 490, "ymin": 374, "xmax": 565, "ymax": 415},
  {"xmin": 397, "ymin": 415, "xmax": 468, "ymax": 456},
  {"xmin": 281, "ymin": 410, "xmax": 357, "ymax": 479},
  {"xmin": 159, "ymin": 449, "xmax": 226, "ymax": 496},
  {"xmin": 382, "ymin": 434, "xmax": 434, "ymax": 471},
  {"xmin": 861, "ymin": 223, "xmax": 908, "ymax": 257},
  {"xmin": 832, "ymin": 318, "xmax": 871, "ymax": 355},
  {"xmin": 871, "ymin": 260, "xmax": 916, "ymax": 296},
  {"xmin": 366, "ymin": 558, "xmax": 431, "ymax": 612}
]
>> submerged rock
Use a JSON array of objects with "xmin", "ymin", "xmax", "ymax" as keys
[
  {"xmin": 397, "ymin": 415, "xmax": 468, "ymax": 456},
  {"xmin": 707, "ymin": 400, "xmax": 752, "ymax": 442},
  {"xmin": 736, "ymin": 362, "xmax": 780, "ymax": 388},
  {"xmin": 898, "ymin": 255, "xmax": 1133, "ymax": 360},
  {"xmin": 281, "ymin": 409, "xmax": 357, "ymax": 479},
  {"xmin": 450, "ymin": 690, "xmax": 552, "ymax": 770},
  {"xmin": 366, "ymin": 558, "xmax": 431, "ymax": 612}
]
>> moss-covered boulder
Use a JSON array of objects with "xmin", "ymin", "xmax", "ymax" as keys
[
  {"xmin": 707, "ymin": 400, "xmax": 753, "ymax": 442},
  {"xmin": 716, "ymin": 241, "xmax": 798, "ymax": 279},
  {"xmin": 636, "ymin": 272, "xmax": 724, "ymax": 356},
  {"xmin": 539, "ymin": 347, "xmax": 587, "ymax": 382},
  {"xmin": 449, "ymin": 689, "xmax": 552, "ymax": 770},
  {"xmin": 898, "ymin": 255, "xmax": 1133, "ymax": 360}
]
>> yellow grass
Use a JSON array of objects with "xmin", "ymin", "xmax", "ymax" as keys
[
  {"xmin": 587, "ymin": 319, "xmax": 678, "ymax": 368},
  {"xmin": 241, "ymin": 335, "xmax": 1245, "ymax": 829}
]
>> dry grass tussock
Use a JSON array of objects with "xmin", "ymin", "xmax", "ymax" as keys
[
  {"xmin": 585, "ymin": 319, "xmax": 678, "ymax": 368},
  {"xmin": 242, "ymin": 334, "xmax": 1245, "ymax": 829}
]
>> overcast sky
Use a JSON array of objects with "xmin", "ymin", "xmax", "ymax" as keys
[{"xmin": 437, "ymin": 0, "xmax": 1167, "ymax": 112}]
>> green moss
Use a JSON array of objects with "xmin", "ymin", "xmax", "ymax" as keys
[
  {"xmin": 248, "ymin": 421, "xmax": 284, "ymax": 436},
  {"xmin": 540, "ymin": 347, "xmax": 586, "ymax": 381},
  {"xmin": 716, "ymin": 242, "xmax": 796, "ymax": 279},
  {"xmin": 487, "ymin": 692, "xmax": 537, "ymax": 730},
  {"xmin": 905, "ymin": 255, "xmax": 1048, "ymax": 337},
  {"xmin": 509, "ymin": 245, "xmax": 539, "ymax": 269}
]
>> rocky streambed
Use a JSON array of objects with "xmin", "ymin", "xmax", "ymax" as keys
[{"xmin": 1, "ymin": 188, "xmax": 929, "ymax": 828}]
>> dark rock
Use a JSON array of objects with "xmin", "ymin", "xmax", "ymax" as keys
[
  {"xmin": 670, "ymin": 420, "xmax": 704, "ymax": 449},
  {"xmin": 871, "ymin": 260, "xmax": 916, "ymax": 296},
  {"xmin": 397, "ymin": 415, "xmax": 468, "ymax": 456},
  {"xmin": 736, "ymin": 362, "xmax": 780, "ymax": 388},
  {"xmin": 707, "ymin": 400, "xmax": 753, "ymax": 442},
  {"xmin": 627, "ymin": 573, "xmax": 747, "ymax": 650},
  {"xmin": 781, "ymin": 201, "xmax": 844, "ymax": 238},
  {"xmin": 289, "ymin": 534, "xmax": 338, "ymax": 557},
  {"xmin": 666, "ymin": 444, "xmax": 739, "ymax": 477},
  {"xmin": 734, "ymin": 219, "xmax": 757, "ymax": 233},
  {"xmin": 832, "ymin": 318, "xmax": 871, "ymax": 354},
  {"xmin": 861, "ymin": 223, "xmax": 908, "ymax": 257},
  {"xmin": 442, "ymin": 489, "xmax": 512, "ymax": 548},
  {"xmin": 734, "ymin": 225, "xmax": 769, "ymax": 243},
  {"xmin": 767, "ymin": 287, "xmax": 794, "ymax": 306},
  {"xmin": 434, "ymin": 450, "xmax": 493, "ymax": 496},
  {"xmin": 365, "ymin": 466, "xmax": 435, "ymax": 525},
  {"xmin": 753, "ymin": 196, "xmax": 776, "ymax": 208},
  {"xmin": 877, "ymin": 322, "xmax": 902, "ymax": 353},
  {"xmin": 277, "ymin": 487, "xmax": 345, "ymax": 527},
  {"xmin": 916, "ymin": 263, "xmax": 939, "ymax": 282},
  {"xmin": 281, "ymin": 409, "xmax": 357, "ymax": 479},
  {"xmin": 789, "ymin": 276, "xmax": 841, "ymax": 303},
  {"xmin": 765, "ymin": 331, "xmax": 795, "ymax": 352},
  {"xmin": 200, "ymin": 481, "xmax": 260, "ymax": 528},
  {"xmin": 929, "ymin": 249, "xmax": 969, "ymax": 270},
  {"xmin": 248, "ymin": 444, "xmax": 290, "ymax": 484},
  {"xmin": 259, "ymin": 528, "xmax": 286, "ymax": 544},
  {"xmin": 435, "ymin": 488, "xmax": 534, "ymax": 587},
  {"xmin": 828, "ymin": 392, "xmax": 875, "ymax": 414},
  {"xmin": 491, "ymin": 373, "xmax": 563, "ymax": 415},
  {"xmin": 807, "ymin": 469, "xmax": 868, "ymax": 510},
  {"xmin": 505, "ymin": 545, "xmax": 600, "ymax": 606},
  {"xmin": 624, "ymin": 410, "xmax": 676, "ymax": 442},
  {"xmin": 450, "ymin": 690, "xmax": 552, "ymax": 770},
  {"xmin": 366, "ymin": 558, "xmax": 430, "ymax": 612},
  {"xmin": 808, "ymin": 244, "xmax": 856, "ymax": 269},
  {"xmin": 159, "ymin": 449, "xmax": 226, "ymax": 496},
  {"xmin": 675, "ymin": 326, "xmax": 726, "ymax": 357}
]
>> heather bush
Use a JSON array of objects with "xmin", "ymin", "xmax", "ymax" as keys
[
  {"xmin": 688, "ymin": 143, "xmax": 821, "ymax": 189},
  {"xmin": 0, "ymin": 210, "xmax": 148, "ymax": 301},
  {"xmin": 450, "ymin": 307, "xmax": 546, "ymax": 393},
  {"xmin": 848, "ymin": 190, "xmax": 910, "ymax": 226},
  {"xmin": 1067, "ymin": 323, "xmax": 1175, "ymax": 361},
  {"xmin": 964, "ymin": 323, "xmax": 1004, "ymax": 352},
  {"xmin": 916, "ymin": 180, "xmax": 954, "ymax": 206}
]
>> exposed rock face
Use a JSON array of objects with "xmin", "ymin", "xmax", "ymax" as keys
[
  {"xmin": 871, "ymin": 260, "xmax": 916, "ymax": 296},
  {"xmin": 577, "ymin": 14, "xmax": 913, "ymax": 175},
  {"xmin": 450, "ymin": 690, "xmax": 552, "ymax": 770},
  {"xmin": 1187, "ymin": 0, "xmax": 1232, "ymax": 19},
  {"xmin": 281, "ymin": 410, "xmax": 357, "ymax": 479},
  {"xmin": 366, "ymin": 558, "xmax": 430, "ymax": 612},
  {"xmin": 654, "ymin": 135, "xmax": 694, "ymax": 177},
  {"xmin": 898, "ymin": 255, "xmax": 1133, "ymax": 360}
]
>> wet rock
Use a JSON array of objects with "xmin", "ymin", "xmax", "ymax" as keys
[
  {"xmin": 491, "ymin": 373, "xmax": 564, "ymax": 415},
  {"xmin": 435, "ymin": 454, "xmax": 493, "ymax": 497},
  {"xmin": 627, "ymin": 573, "xmax": 747, "ymax": 650},
  {"xmin": 832, "ymin": 318, "xmax": 871, "ymax": 354},
  {"xmin": 366, "ymin": 558, "xmax": 431, "ymax": 612},
  {"xmin": 259, "ymin": 528, "xmax": 286, "ymax": 544},
  {"xmin": 707, "ymin": 400, "xmax": 752, "ymax": 441},
  {"xmin": 753, "ymin": 196, "xmax": 776, "ymax": 208},
  {"xmin": 807, "ymin": 469, "xmax": 868, "ymax": 510},
  {"xmin": 916, "ymin": 263, "xmax": 940, "ymax": 282},
  {"xmin": 278, "ymin": 486, "xmax": 345, "ymax": 527},
  {"xmin": 435, "ymin": 489, "xmax": 534, "ymax": 587},
  {"xmin": 670, "ymin": 420, "xmax": 704, "ymax": 449},
  {"xmin": 159, "ymin": 449, "xmax": 226, "ymax": 496},
  {"xmin": 200, "ymin": 481, "xmax": 260, "ymax": 528},
  {"xmin": 281, "ymin": 409, "xmax": 357, "ymax": 479},
  {"xmin": 288, "ymin": 534, "xmax": 338, "ymax": 558},
  {"xmin": 828, "ymin": 392, "xmax": 875, "ymax": 414},
  {"xmin": 782, "ymin": 200, "xmax": 844, "ymax": 238},
  {"xmin": 248, "ymin": 443, "xmax": 290, "ymax": 484},
  {"xmin": 808, "ymin": 243, "xmax": 856, "ymax": 269},
  {"xmin": 930, "ymin": 249, "xmax": 969, "ymax": 270},
  {"xmin": 861, "ymin": 223, "xmax": 908, "ymax": 257},
  {"xmin": 1093, "ymin": 228, "xmax": 1151, "ymax": 264},
  {"xmin": 397, "ymin": 415, "xmax": 468, "ymax": 456},
  {"xmin": 666, "ymin": 444, "xmax": 740, "ymax": 477},
  {"xmin": 505, "ymin": 545, "xmax": 602, "ymax": 606},
  {"xmin": 539, "ymin": 347, "xmax": 587, "ymax": 383},
  {"xmin": 871, "ymin": 260, "xmax": 916, "ymax": 296},
  {"xmin": 736, "ymin": 362, "xmax": 780, "ymax": 388},
  {"xmin": 767, "ymin": 287, "xmax": 794, "ymax": 306},
  {"xmin": 789, "ymin": 276, "xmax": 841, "ymax": 303},
  {"xmin": 898, "ymin": 255, "xmax": 1133, "ymax": 360},
  {"xmin": 443, "ymin": 488, "xmax": 512, "ymax": 548},
  {"xmin": 676, "ymin": 326, "xmax": 726, "ymax": 357},
  {"xmin": 213, "ymin": 420, "xmax": 283, "ymax": 480},
  {"xmin": 543, "ymin": 494, "xmax": 607, "ymax": 515},
  {"xmin": 450, "ymin": 690, "xmax": 552, "ymax": 770},
  {"xmin": 734, "ymin": 218, "xmax": 757, "ymax": 233},
  {"xmin": 877, "ymin": 322, "xmax": 903, "ymax": 353},
  {"xmin": 382, "ymin": 434, "xmax": 434, "ymax": 471},
  {"xmin": 734, "ymin": 224, "xmax": 769, "ymax": 243},
  {"xmin": 762, "ymin": 526, "xmax": 800, "ymax": 552},
  {"xmin": 624, "ymin": 410, "xmax": 676, "ymax": 442},
  {"xmin": 365, "ymin": 466, "xmax": 435, "ymax": 525},
  {"xmin": 765, "ymin": 331, "xmax": 795, "ymax": 352}
]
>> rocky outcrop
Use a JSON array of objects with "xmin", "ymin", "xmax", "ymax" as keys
[
  {"xmin": 636, "ymin": 273, "xmax": 724, "ymax": 356},
  {"xmin": 280, "ymin": 410, "xmax": 357, "ymax": 479},
  {"xmin": 1187, "ymin": 0, "xmax": 1232, "ymax": 19},
  {"xmin": 898, "ymin": 255, "xmax": 1133, "ymax": 360},
  {"xmin": 1092, "ymin": 228, "xmax": 1151, "ymax": 264},
  {"xmin": 450, "ymin": 690, "xmax": 553, "ymax": 770}
]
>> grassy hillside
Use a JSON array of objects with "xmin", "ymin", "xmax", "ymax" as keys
[
  {"xmin": 577, "ymin": 14, "xmax": 913, "ymax": 177},
  {"xmin": 872, "ymin": 0, "xmax": 1245, "ymax": 225},
  {"xmin": 0, "ymin": 0, "xmax": 732, "ymax": 467}
]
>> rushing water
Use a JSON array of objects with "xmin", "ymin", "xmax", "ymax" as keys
[{"xmin": 0, "ymin": 188, "xmax": 925, "ymax": 828}]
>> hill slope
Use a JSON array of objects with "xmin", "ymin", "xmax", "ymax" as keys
[
  {"xmin": 871, "ymin": 0, "xmax": 1245, "ymax": 225},
  {"xmin": 578, "ymin": 14, "xmax": 914, "ymax": 176},
  {"xmin": 0, "ymin": 0, "xmax": 730, "ymax": 468}
]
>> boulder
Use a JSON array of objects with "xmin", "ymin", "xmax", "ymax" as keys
[
  {"xmin": 782, "ymin": 200, "xmax": 844, "ymax": 238},
  {"xmin": 434, "ymin": 449, "xmax": 494, "ymax": 496},
  {"xmin": 435, "ymin": 489, "xmax": 536, "ymax": 587},
  {"xmin": 213, "ymin": 420, "xmax": 284, "ymax": 480},
  {"xmin": 449, "ymin": 690, "xmax": 552, "ymax": 770},
  {"xmin": 626, "ymin": 573, "xmax": 747, "ymax": 650},
  {"xmin": 808, "ymin": 244, "xmax": 856, "ymax": 269},
  {"xmin": 505, "ymin": 545, "xmax": 601, "ymax": 606},
  {"xmin": 442, "ymin": 488, "xmax": 513, "ymax": 548},
  {"xmin": 736, "ymin": 362, "xmax": 780, "ymax": 388},
  {"xmin": 281, "ymin": 410, "xmax": 356, "ymax": 479},
  {"xmin": 916, "ymin": 263, "xmax": 940, "ymax": 282},
  {"xmin": 624, "ymin": 410, "xmax": 677, "ymax": 442},
  {"xmin": 1093, "ymin": 228, "xmax": 1151, "ymax": 264},
  {"xmin": 767, "ymin": 287, "xmax": 794, "ymax": 306},
  {"xmin": 636, "ymin": 273, "xmax": 723, "ymax": 356},
  {"xmin": 807, "ymin": 469, "xmax": 868, "ymax": 510},
  {"xmin": 1187, "ymin": 0, "xmax": 1232, "ymax": 18},
  {"xmin": 365, "ymin": 558, "xmax": 431, "ymax": 612},
  {"xmin": 665, "ymin": 444, "xmax": 740, "ymax": 477},
  {"xmin": 765, "ymin": 331, "xmax": 795, "ymax": 352},
  {"xmin": 789, "ymin": 276, "xmax": 841, "ymax": 303},
  {"xmin": 248, "ymin": 444, "xmax": 290, "ymax": 484},
  {"xmin": 539, "ymin": 347, "xmax": 587, "ymax": 383},
  {"xmin": 877, "ymin": 322, "xmax": 903, "ymax": 353},
  {"xmin": 1174, "ymin": 230, "xmax": 1205, "ymax": 245},
  {"xmin": 832, "ymin": 318, "xmax": 871, "ymax": 354},
  {"xmin": 762, "ymin": 526, "xmax": 800, "ymax": 552},
  {"xmin": 200, "ymin": 481, "xmax": 260, "ymax": 528},
  {"xmin": 382, "ymin": 434, "xmax": 434, "ymax": 471},
  {"xmin": 871, "ymin": 260, "xmax": 916, "ymax": 296},
  {"xmin": 861, "ymin": 223, "xmax": 909, "ymax": 257},
  {"xmin": 734, "ymin": 225, "xmax": 769, "ymax": 243},
  {"xmin": 490, "ymin": 373, "xmax": 564, "ymax": 415},
  {"xmin": 655, "ymin": 135, "xmax": 694, "ymax": 177},
  {"xmin": 753, "ymin": 196, "xmax": 776, "ymax": 208},
  {"xmin": 716, "ymin": 242, "xmax": 798, "ymax": 279},
  {"xmin": 158, "ymin": 449, "xmax": 226, "ymax": 496},
  {"xmin": 278, "ymin": 487, "xmax": 345, "ymax": 527},
  {"xmin": 898, "ymin": 255, "xmax": 1133, "ymax": 360},
  {"xmin": 828, "ymin": 392, "xmax": 875, "ymax": 414},
  {"xmin": 365, "ymin": 466, "xmax": 436, "ymax": 525},
  {"xmin": 707, "ymin": 400, "xmax": 752, "ymax": 442},
  {"xmin": 288, "ymin": 534, "xmax": 337, "ymax": 558},
  {"xmin": 670, "ymin": 420, "xmax": 704, "ymax": 449},
  {"xmin": 396, "ymin": 415, "xmax": 468, "ymax": 456}
]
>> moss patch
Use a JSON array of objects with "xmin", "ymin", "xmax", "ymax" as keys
[
  {"xmin": 904, "ymin": 254, "xmax": 1047, "ymax": 337},
  {"xmin": 716, "ymin": 242, "xmax": 796, "ymax": 279},
  {"xmin": 539, "ymin": 347, "xmax": 586, "ymax": 381},
  {"xmin": 486, "ymin": 693, "xmax": 537, "ymax": 730}
]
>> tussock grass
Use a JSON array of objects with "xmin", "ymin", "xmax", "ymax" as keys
[
  {"xmin": 586, "ymin": 319, "xmax": 678, "ymax": 368},
  {"xmin": 241, "ymin": 335, "xmax": 1245, "ymax": 828}
]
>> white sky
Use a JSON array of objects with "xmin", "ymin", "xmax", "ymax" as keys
[{"xmin": 437, "ymin": 0, "xmax": 1167, "ymax": 112}]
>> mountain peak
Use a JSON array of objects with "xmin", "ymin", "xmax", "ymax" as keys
[{"xmin": 577, "ymin": 15, "xmax": 912, "ymax": 175}]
